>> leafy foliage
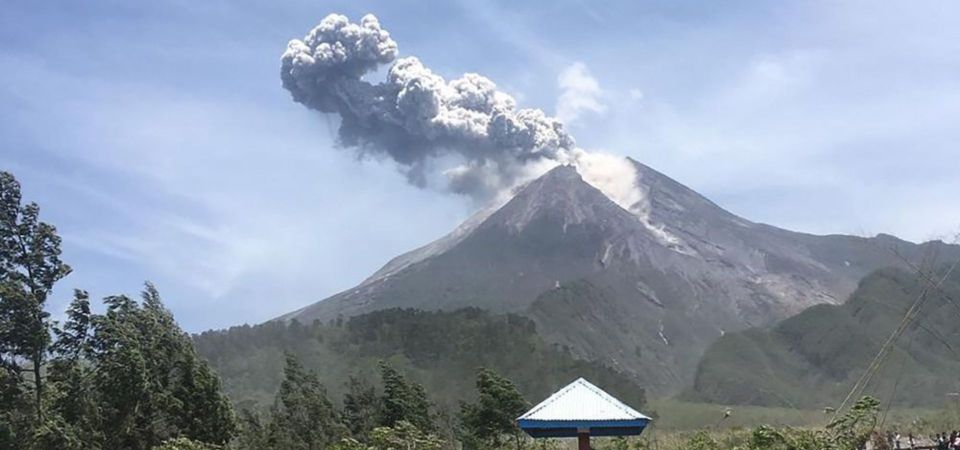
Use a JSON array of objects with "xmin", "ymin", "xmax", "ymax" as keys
[
  {"xmin": 331, "ymin": 421, "xmax": 445, "ymax": 450},
  {"xmin": 379, "ymin": 361, "xmax": 434, "ymax": 432},
  {"xmin": 236, "ymin": 357, "xmax": 447, "ymax": 449},
  {"xmin": 152, "ymin": 437, "xmax": 224, "ymax": 450},
  {"xmin": 0, "ymin": 170, "xmax": 71, "ymax": 430},
  {"xmin": 2, "ymin": 282, "xmax": 237, "ymax": 450},
  {"xmin": 80, "ymin": 286, "xmax": 237, "ymax": 449},
  {"xmin": 0, "ymin": 171, "xmax": 237, "ymax": 450},
  {"xmin": 342, "ymin": 375, "xmax": 381, "ymax": 441},
  {"xmin": 827, "ymin": 396, "xmax": 881, "ymax": 450},
  {"xmin": 262, "ymin": 354, "xmax": 347, "ymax": 449},
  {"xmin": 459, "ymin": 368, "xmax": 529, "ymax": 449}
]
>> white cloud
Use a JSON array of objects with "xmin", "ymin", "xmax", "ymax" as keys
[
  {"xmin": 587, "ymin": 3, "xmax": 960, "ymax": 243},
  {"xmin": 556, "ymin": 62, "xmax": 606, "ymax": 125}
]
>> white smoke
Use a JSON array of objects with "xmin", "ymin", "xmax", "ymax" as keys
[
  {"xmin": 556, "ymin": 62, "xmax": 606, "ymax": 125},
  {"xmin": 568, "ymin": 150, "xmax": 643, "ymax": 211},
  {"xmin": 281, "ymin": 13, "xmax": 646, "ymax": 213}
]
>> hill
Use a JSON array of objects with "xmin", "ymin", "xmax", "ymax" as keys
[
  {"xmin": 194, "ymin": 307, "xmax": 647, "ymax": 413},
  {"xmin": 277, "ymin": 160, "xmax": 960, "ymax": 394},
  {"xmin": 687, "ymin": 265, "xmax": 960, "ymax": 408}
]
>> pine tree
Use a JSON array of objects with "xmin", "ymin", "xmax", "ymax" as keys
[
  {"xmin": 92, "ymin": 293, "xmax": 156, "ymax": 449},
  {"xmin": 342, "ymin": 375, "xmax": 381, "ymax": 441},
  {"xmin": 378, "ymin": 361, "xmax": 434, "ymax": 432},
  {"xmin": 46, "ymin": 290, "xmax": 101, "ymax": 448},
  {"xmin": 459, "ymin": 368, "xmax": 529, "ymax": 449},
  {"xmin": 0, "ymin": 172, "xmax": 236, "ymax": 449},
  {"xmin": 407, "ymin": 381, "xmax": 434, "ymax": 433},
  {"xmin": 86, "ymin": 286, "xmax": 236, "ymax": 449},
  {"xmin": 234, "ymin": 409, "xmax": 269, "ymax": 450},
  {"xmin": 266, "ymin": 353, "xmax": 347, "ymax": 449},
  {"xmin": 173, "ymin": 353, "xmax": 237, "ymax": 444}
]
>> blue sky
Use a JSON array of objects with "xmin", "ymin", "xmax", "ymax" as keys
[{"xmin": 2, "ymin": 0, "xmax": 958, "ymax": 331}]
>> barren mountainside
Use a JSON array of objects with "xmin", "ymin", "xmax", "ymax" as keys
[{"xmin": 280, "ymin": 159, "xmax": 960, "ymax": 393}]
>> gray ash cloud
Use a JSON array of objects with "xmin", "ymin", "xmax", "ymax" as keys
[{"xmin": 280, "ymin": 13, "xmax": 576, "ymax": 199}]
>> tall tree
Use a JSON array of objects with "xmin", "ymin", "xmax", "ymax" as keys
[
  {"xmin": 91, "ymin": 294, "xmax": 155, "ymax": 449},
  {"xmin": 459, "ymin": 368, "xmax": 529, "ymax": 449},
  {"xmin": 378, "ymin": 361, "xmax": 434, "ymax": 432},
  {"xmin": 87, "ymin": 286, "xmax": 236, "ymax": 449},
  {"xmin": 46, "ymin": 290, "xmax": 101, "ymax": 448},
  {"xmin": 342, "ymin": 375, "xmax": 381, "ymax": 441},
  {"xmin": 266, "ymin": 353, "xmax": 346, "ymax": 449},
  {"xmin": 0, "ymin": 171, "xmax": 72, "ymax": 422},
  {"xmin": 0, "ymin": 173, "xmax": 236, "ymax": 449}
]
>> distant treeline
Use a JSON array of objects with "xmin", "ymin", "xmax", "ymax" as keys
[{"xmin": 194, "ymin": 307, "xmax": 648, "ymax": 416}]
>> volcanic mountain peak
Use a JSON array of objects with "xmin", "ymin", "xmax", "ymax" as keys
[
  {"xmin": 482, "ymin": 164, "xmax": 642, "ymax": 233},
  {"xmin": 279, "ymin": 158, "xmax": 960, "ymax": 393},
  {"xmin": 367, "ymin": 161, "xmax": 682, "ymax": 284}
]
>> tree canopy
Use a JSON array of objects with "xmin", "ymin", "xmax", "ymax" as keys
[{"xmin": 0, "ymin": 171, "xmax": 236, "ymax": 450}]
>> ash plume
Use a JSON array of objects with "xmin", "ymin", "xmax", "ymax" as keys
[{"xmin": 280, "ymin": 13, "xmax": 638, "ymax": 209}]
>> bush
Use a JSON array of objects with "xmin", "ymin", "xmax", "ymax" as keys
[{"xmin": 152, "ymin": 437, "xmax": 223, "ymax": 450}]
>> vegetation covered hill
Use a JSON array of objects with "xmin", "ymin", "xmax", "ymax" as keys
[
  {"xmin": 194, "ymin": 307, "xmax": 647, "ymax": 414},
  {"xmin": 688, "ymin": 266, "xmax": 960, "ymax": 408}
]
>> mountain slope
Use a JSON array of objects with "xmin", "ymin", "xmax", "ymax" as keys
[
  {"xmin": 195, "ymin": 308, "xmax": 647, "ymax": 413},
  {"xmin": 687, "ymin": 266, "xmax": 960, "ymax": 408},
  {"xmin": 280, "ymin": 160, "xmax": 960, "ymax": 393}
]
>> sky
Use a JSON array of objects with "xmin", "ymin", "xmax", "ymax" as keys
[{"xmin": 1, "ymin": 0, "xmax": 958, "ymax": 331}]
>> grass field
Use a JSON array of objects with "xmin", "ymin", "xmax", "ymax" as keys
[
  {"xmin": 646, "ymin": 398, "xmax": 829, "ymax": 431},
  {"xmin": 646, "ymin": 398, "xmax": 960, "ymax": 432}
]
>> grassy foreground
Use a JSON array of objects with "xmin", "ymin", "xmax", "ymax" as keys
[
  {"xmin": 647, "ymin": 398, "xmax": 960, "ymax": 432},
  {"xmin": 648, "ymin": 398, "xmax": 828, "ymax": 430}
]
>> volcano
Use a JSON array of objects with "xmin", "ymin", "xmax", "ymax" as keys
[{"xmin": 279, "ymin": 159, "xmax": 958, "ymax": 393}]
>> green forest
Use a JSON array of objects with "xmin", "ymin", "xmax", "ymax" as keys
[
  {"xmin": 194, "ymin": 307, "xmax": 647, "ymax": 413},
  {"xmin": 689, "ymin": 266, "xmax": 960, "ymax": 408}
]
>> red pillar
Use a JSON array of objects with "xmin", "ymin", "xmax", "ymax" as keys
[{"xmin": 578, "ymin": 431, "xmax": 591, "ymax": 450}]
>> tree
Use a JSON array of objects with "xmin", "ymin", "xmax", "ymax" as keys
[
  {"xmin": 0, "ymin": 172, "xmax": 236, "ymax": 449},
  {"xmin": 331, "ymin": 421, "xmax": 445, "ymax": 450},
  {"xmin": 459, "ymin": 368, "xmax": 529, "ymax": 449},
  {"xmin": 378, "ymin": 361, "xmax": 434, "ymax": 432},
  {"xmin": 369, "ymin": 421, "xmax": 444, "ymax": 450},
  {"xmin": 91, "ymin": 293, "xmax": 156, "ymax": 449},
  {"xmin": 827, "ymin": 396, "xmax": 881, "ymax": 450},
  {"xmin": 152, "ymin": 437, "xmax": 224, "ymax": 450},
  {"xmin": 138, "ymin": 284, "xmax": 235, "ymax": 445},
  {"xmin": 46, "ymin": 290, "xmax": 101, "ymax": 448},
  {"xmin": 234, "ymin": 409, "xmax": 269, "ymax": 450},
  {"xmin": 84, "ymin": 286, "xmax": 237, "ymax": 449},
  {"xmin": 342, "ymin": 375, "xmax": 381, "ymax": 441},
  {"xmin": 266, "ymin": 353, "xmax": 347, "ymax": 449},
  {"xmin": 0, "ymin": 171, "xmax": 72, "ymax": 422}
]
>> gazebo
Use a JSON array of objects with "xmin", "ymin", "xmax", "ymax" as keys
[{"xmin": 517, "ymin": 378, "xmax": 651, "ymax": 450}]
